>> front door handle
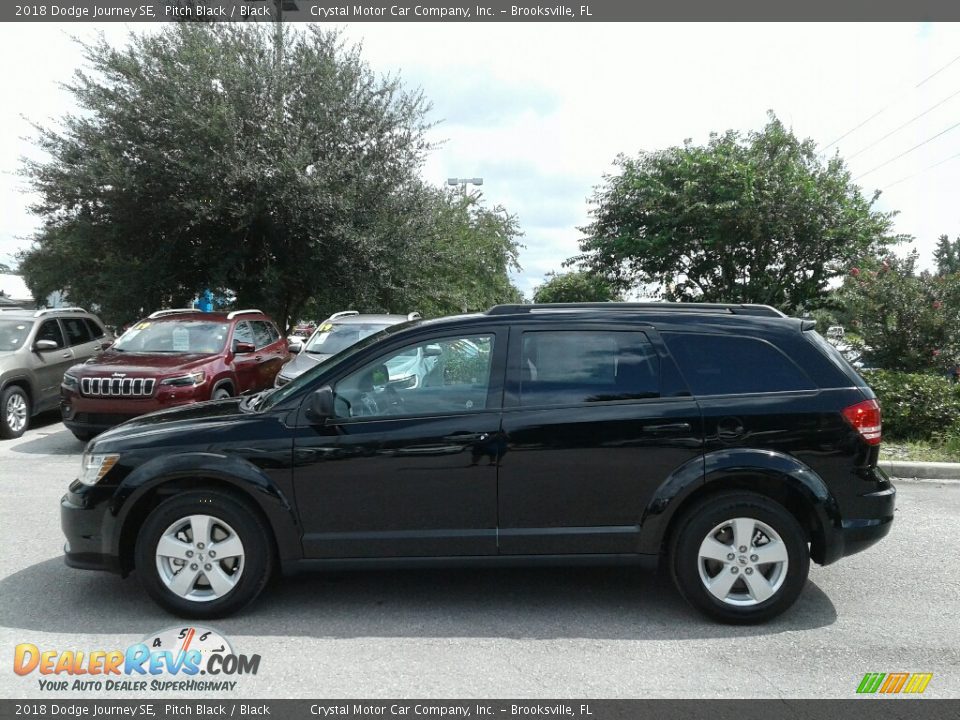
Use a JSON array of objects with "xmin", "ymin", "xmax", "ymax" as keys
[
  {"xmin": 62, "ymin": 352, "xmax": 72, "ymax": 359},
  {"xmin": 443, "ymin": 432, "xmax": 490, "ymax": 443},
  {"xmin": 645, "ymin": 422, "xmax": 691, "ymax": 433}
]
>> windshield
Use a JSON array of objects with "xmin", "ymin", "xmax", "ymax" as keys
[
  {"xmin": 113, "ymin": 319, "xmax": 229, "ymax": 354},
  {"xmin": 303, "ymin": 322, "xmax": 392, "ymax": 356},
  {"xmin": 0, "ymin": 319, "xmax": 33, "ymax": 352},
  {"xmin": 260, "ymin": 324, "xmax": 405, "ymax": 411}
]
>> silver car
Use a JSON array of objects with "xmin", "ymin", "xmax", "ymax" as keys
[
  {"xmin": 0, "ymin": 307, "xmax": 112, "ymax": 439},
  {"xmin": 275, "ymin": 311, "xmax": 421, "ymax": 387}
]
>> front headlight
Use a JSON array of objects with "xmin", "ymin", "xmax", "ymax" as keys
[
  {"xmin": 79, "ymin": 453, "xmax": 120, "ymax": 486},
  {"xmin": 62, "ymin": 373, "xmax": 79, "ymax": 391},
  {"xmin": 160, "ymin": 371, "xmax": 205, "ymax": 387}
]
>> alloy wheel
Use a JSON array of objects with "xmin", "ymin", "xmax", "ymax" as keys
[
  {"xmin": 696, "ymin": 516, "xmax": 789, "ymax": 606},
  {"xmin": 155, "ymin": 514, "xmax": 245, "ymax": 602}
]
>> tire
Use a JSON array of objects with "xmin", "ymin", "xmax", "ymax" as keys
[
  {"xmin": 1, "ymin": 386, "xmax": 30, "ymax": 440},
  {"xmin": 670, "ymin": 491, "xmax": 809, "ymax": 624},
  {"xmin": 135, "ymin": 490, "xmax": 273, "ymax": 619},
  {"xmin": 211, "ymin": 384, "xmax": 233, "ymax": 401}
]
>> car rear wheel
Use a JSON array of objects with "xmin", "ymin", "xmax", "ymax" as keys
[
  {"xmin": 670, "ymin": 491, "xmax": 809, "ymax": 624},
  {"xmin": 212, "ymin": 385, "xmax": 233, "ymax": 401},
  {"xmin": 1, "ymin": 386, "xmax": 30, "ymax": 440},
  {"xmin": 135, "ymin": 490, "xmax": 273, "ymax": 618}
]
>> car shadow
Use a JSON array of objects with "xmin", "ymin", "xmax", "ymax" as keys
[
  {"xmin": 0, "ymin": 558, "xmax": 836, "ymax": 639},
  {"xmin": 8, "ymin": 425, "xmax": 83, "ymax": 456}
]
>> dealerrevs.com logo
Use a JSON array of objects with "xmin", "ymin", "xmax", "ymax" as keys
[
  {"xmin": 13, "ymin": 626, "xmax": 260, "ymax": 693},
  {"xmin": 856, "ymin": 673, "xmax": 933, "ymax": 695}
]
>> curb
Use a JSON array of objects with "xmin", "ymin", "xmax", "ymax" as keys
[{"xmin": 879, "ymin": 460, "xmax": 960, "ymax": 482}]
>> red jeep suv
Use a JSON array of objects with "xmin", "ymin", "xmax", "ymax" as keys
[{"xmin": 60, "ymin": 309, "xmax": 288, "ymax": 440}]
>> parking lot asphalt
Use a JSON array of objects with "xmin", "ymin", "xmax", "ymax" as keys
[{"xmin": 1, "ymin": 413, "xmax": 958, "ymax": 700}]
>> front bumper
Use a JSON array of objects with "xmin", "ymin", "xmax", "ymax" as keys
[
  {"xmin": 61, "ymin": 385, "xmax": 208, "ymax": 433},
  {"xmin": 61, "ymin": 492, "xmax": 122, "ymax": 574}
]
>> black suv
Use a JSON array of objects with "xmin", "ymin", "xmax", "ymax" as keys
[{"xmin": 61, "ymin": 303, "xmax": 895, "ymax": 623}]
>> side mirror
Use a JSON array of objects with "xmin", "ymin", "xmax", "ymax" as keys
[
  {"xmin": 305, "ymin": 386, "xmax": 335, "ymax": 424},
  {"xmin": 233, "ymin": 340, "xmax": 256, "ymax": 354},
  {"xmin": 423, "ymin": 344, "xmax": 442, "ymax": 357},
  {"xmin": 287, "ymin": 341, "xmax": 303, "ymax": 354},
  {"xmin": 35, "ymin": 339, "xmax": 59, "ymax": 352},
  {"xmin": 100, "ymin": 341, "xmax": 113, "ymax": 351}
]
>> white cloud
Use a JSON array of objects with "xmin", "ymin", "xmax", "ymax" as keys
[{"xmin": 3, "ymin": 22, "xmax": 960, "ymax": 296}]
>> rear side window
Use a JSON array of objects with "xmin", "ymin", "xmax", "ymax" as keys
[
  {"xmin": 664, "ymin": 333, "xmax": 815, "ymax": 396},
  {"xmin": 251, "ymin": 321, "xmax": 275, "ymax": 348},
  {"xmin": 61, "ymin": 317, "xmax": 93, "ymax": 347},
  {"xmin": 83, "ymin": 318, "xmax": 105, "ymax": 339},
  {"xmin": 520, "ymin": 331, "xmax": 660, "ymax": 406}
]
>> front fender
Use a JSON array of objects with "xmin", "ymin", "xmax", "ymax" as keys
[
  {"xmin": 638, "ymin": 448, "xmax": 840, "ymax": 559},
  {"xmin": 108, "ymin": 451, "xmax": 301, "ymax": 568}
]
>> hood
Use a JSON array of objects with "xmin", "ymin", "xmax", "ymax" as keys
[
  {"xmin": 92, "ymin": 398, "xmax": 247, "ymax": 447},
  {"xmin": 281, "ymin": 351, "xmax": 329, "ymax": 379},
  {"xmin": 73, "ymin": 351, "xmax": 217, "ymax": 376}
]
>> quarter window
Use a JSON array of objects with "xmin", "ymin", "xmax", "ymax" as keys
[
  {"xmin": 334, "ymin": 335, "xmax": 495, "ymax": 419},
  {"xmin": 519, "ymin": 331, "xmax": 660, "ymax": 406},
  {"xmin": 663, "ymin": 333, "xmax": 815, "ymax": 395}
]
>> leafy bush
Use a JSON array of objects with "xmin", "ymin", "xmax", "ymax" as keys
[{"xmin": 862, "ymin": 369, "xmax": 960, "ymax": 440}]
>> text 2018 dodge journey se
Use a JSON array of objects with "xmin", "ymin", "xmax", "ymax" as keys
[{"xmin": 61, "ymin": 303, "xmax": 895, "ymax": 623}]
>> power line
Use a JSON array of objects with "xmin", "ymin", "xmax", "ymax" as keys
[
  {"xmin": 847, "ymin": 86, "xmax": 960, "ymax": 161},
  {"xmin": 822, "ymin": 52, "xmax": 960, "ymax": 152},
  {"xmin": 881, "ymin": 150, "xmax": 960, "ymax": 190},
  {"xmin": 854, "ymin": 120, "xmax": 960, "ymax": 181}
]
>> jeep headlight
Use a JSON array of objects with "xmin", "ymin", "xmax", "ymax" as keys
[
  {"xmin": 160, "ymin": 371, "xmax": 205, "ymax": 387},
  {"xmin": 79, "ymin": 453, "xmax": 120, "ymax": 486},
  {"xmin": 62, "ymin": 373, "xmax": 79, "ymax": 391}
]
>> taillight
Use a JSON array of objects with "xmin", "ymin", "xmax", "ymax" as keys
[{"xmin": 842, "ymin": 399, "xmax": 882, "ymax": 445}]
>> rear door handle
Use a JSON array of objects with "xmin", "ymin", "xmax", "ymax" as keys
[
  {"xmin": 645, "ymin": 422, "xmax": 691, "ymax": 433},
  {"xmin": 62, "ymin": 352, "xmax": 72, "ymax": 359}
]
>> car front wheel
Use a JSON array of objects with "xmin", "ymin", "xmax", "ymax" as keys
[
  {"xmin": 135, "ymin": 490, "xmax": 273, "ymax": 618},
  {"xmin": 1, "ymin": 386, "xmax": 30, "ymax": 440},
  {"xmin": 670, "ymin": 491, "xmax": 809, "ymax": 624}
]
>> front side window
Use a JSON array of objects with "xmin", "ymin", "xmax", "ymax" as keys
[
  {"xmin": 35, "ymin": 320, "xmax": 64, "ymax": 349},
  {"xmin": 113, "ymin": 320, "xmax": 230, "ymax": 354},
  {"xmin": 663, "ymin": 333, "xmax": 816, "ymax": 396},
  {"xmin": 334, "ymin": 335, "xmax": 495, "ymax": 419},
  {"xmin": 519, "ymin": 331, "xmax": 660, "ymax": 406}
]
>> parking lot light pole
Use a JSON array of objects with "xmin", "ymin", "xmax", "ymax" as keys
[{"xmin": 447, "ymin": 177, "xmax": 484, "ymax": 196}]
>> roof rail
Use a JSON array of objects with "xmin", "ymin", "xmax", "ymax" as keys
[
  {"xmin": 485, "ymin": 302, "xmax": 786, "ymax": 318},
  {"xmin": 407, "ymin": 312, "xmax": 422, "ymax": 321},
  {"xmin": 34, "ymin": 306, "xmax": 88, "ymax": 317},
  {"xmin": 226, "ymin": 309, "xmax": 263, "ymax": 320},
  {"xmin": 0, "ymin": 306, "xmax": 27, "ymax": 312},
  {"xmin": 148, "ymin": 308, "xmax": 202, "ymax": 319},
  {"xmin": 326, "ymin": 311, "xmax": 360, "ymax": 322}
]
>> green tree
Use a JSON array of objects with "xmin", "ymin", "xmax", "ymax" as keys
[
  {"xmin": 574, "ymin": 113, "xmax": 906, "ymax": 312},
  {"xmin": 19, "ymin": 24, "xmax": 436, "ymax": 329},
  {"xmin": 837, "ymin": 251, "xmax": 960, "ymax": 372},
  {"xmin": 532, "ymin": 270, "xmax": 621, "ymax": 303},
  {"xmin": 934, "ymin": 234, "xmax": 960, "ymax": 276}
]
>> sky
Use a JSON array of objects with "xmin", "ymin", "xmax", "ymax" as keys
[{"xmin": 2, "ymin": 22, "xmax": 960, "ymax": 298}]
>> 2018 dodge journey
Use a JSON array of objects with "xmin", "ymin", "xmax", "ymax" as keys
[{"xmin": 61, "ymin": 302, "xmax": 895, "ymax": 623}]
